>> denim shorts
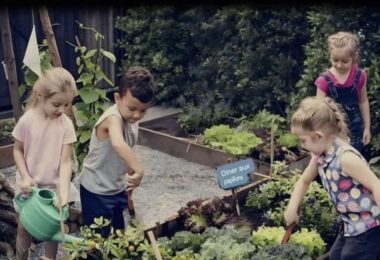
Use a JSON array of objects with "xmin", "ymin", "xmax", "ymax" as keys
[
  {"xmin": 329, "ymin": 225, "xmax": 380, "ymax": 260},
  {"xmin": 79, "ymin": 185, "xmax": 128, "ymax": 237}
]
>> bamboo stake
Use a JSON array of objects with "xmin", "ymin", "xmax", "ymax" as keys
[
  {"xmin": 56, "ymin": 184, "xmax": 67, "ymax": 258},
  {"xmin": 0, "ymin": 7, "xmax": 23, "ymax": 121},
  {"xmin": 38, "ymin": 6, "xmax": 62, "ymax": 67},
  {"xmin": 39, "ymin": 6, "xmax": 78, "ymax": 128},
  {"xmin": 147, "ymin": 230, "xmax": 163, "ymax": 260},
  {"xmin": 270, "ymin": 118, "xmax": 275, "ymax": 177}
]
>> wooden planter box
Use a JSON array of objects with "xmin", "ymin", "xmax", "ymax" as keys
[
  {"xmin": 0, "ymin": 144, "xmax": 14, "ymax": 168},
  {"xmin": 138, "ymin": 113, "xmax": 310, "ymax": 173},
  {"xmin": 143, "ymin": 176, "xmax": 329, "ymax": 260}
]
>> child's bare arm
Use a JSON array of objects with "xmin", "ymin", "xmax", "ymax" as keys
[
  {"xmin": 342, "ymin": 151, "xmax": 380, "ymax": 206},
  {"xmin": 57, "ymin": 143, "xmax": 73, "ymax": 207},
  {"xmin": 284, "ymin": 155, "xmax": 318, "ymax": 226},
  {"xmin": 359, "ymin": 83, "xmax": 371, "ymax": 145},
  {"xmin": 107, "ymin": 116, "xmax": 144, "ymax": 176},
  {"xmin": 13, "ymin": 139, "xmax": 35, "ymax": 193}
]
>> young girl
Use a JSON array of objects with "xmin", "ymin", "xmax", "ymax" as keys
[
  {"xmin": 12, "ymin": 67, "xmax": 78, "ymax": 260},
  {"xmin": 315, "ymin": 31, "xmax": 371, "ymax": 153},
  {"xmin": 284, "ymin": 96, "xmax": 380, "ymax": 260}
]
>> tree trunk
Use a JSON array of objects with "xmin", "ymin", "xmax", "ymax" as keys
[{"xmin": 0, "ymin": 172, "xmax": 16, "ymax": 257}]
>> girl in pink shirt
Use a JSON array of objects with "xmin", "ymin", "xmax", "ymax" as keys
[
  {"xmin": 12, "ymin": 67, "xmax": 78, "ymax": 260},
  {"xmin": 315, "ymin": 31, "xmax": 371, "ymax": 153}
]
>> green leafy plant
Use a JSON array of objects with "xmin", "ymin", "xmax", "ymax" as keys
[
  {"xmin": 203, "ymin": 125, "xmax": 262, "ymax": 156},
  {"xmin": 251, "ymin": 226, "xmax": 325, "ymax": 258},
  {"xmin": 18, "ymin": 39, "xmax": 53, "ymax": 103},
  {"xmin": 65, "ymin": 217, "xmax": 151, "ymax": 259},
  {"xmin": 0, "ymin": 119, "xmax": 15, "ymax": 145},
  {"xmin": 250, "ymin": 244, "xmax": 312, "ymax": 260},
  {"xmin": 245, "ymin": 164, "xmax": 339, "ymax": 244},
  {"xmin": 178, "ymin": 197, "xmax": 235, "ymax": 233},
  {"xmin": 278, "ymin": 132, "xmax": 299, "ymax": 148},
  {"xmin": 66, "ymin": 21, "xmax": 116, "ymax": 170}
]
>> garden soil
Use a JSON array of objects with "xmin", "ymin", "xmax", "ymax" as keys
[{"xmin": 1, "ymin": 144, "xmax": 230, "ymax": 259}]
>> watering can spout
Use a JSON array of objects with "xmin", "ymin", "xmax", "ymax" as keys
[{"xmin": 52, "ymin": 232, "xmax": 86, "ymax": 245}]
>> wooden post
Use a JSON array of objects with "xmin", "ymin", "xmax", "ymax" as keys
[
  {"xmin": 0, "ymin": 8, "xmax": 23, "ymax": 121},
  {"xmin": 38, "ymin": 6, "xmax": 62, "ymax": 67},
  {"xmin": 147, "ymin": 230, "xmax": 163, "ymax": 260},
  {"xmin": 39, "ymin": 6, "xmax": 77, "ymax": 128}
]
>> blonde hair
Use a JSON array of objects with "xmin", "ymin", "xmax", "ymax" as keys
[
  {"xmin": 291, "ymin": 96, "xmax": 350, "ymax": 142},
  {"xmin": 327, "ymin": 31, "xmax": 360, "ymax": 63},
  {"xmin": 25, "ymin": 67, "xmax": 77, "ymax": 111}
]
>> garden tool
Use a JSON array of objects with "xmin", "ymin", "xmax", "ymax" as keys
[
  {"xmin": 127, "ymin": 169, "xmax": 136, "ymax": 216},
  {"xmin": 281, "ymin": 222, "xmax": 296, "ymax": 245},
  {"xmin": 281, "ymin": 207, "xmax": 300, "ymax": 245},
  {"xmin": 15, "ymin": 187, "xmax": 86, "ymax": 245}
]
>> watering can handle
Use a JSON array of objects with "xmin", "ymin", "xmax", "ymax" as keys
[{"xmin": 15, "ymin": 186, "xmax": 38, "ymax": 209}]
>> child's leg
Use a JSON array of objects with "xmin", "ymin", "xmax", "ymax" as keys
[
  {"xmin": 112, "ymin": 191, "xmax": 128, "ymax": 231},
  {"xmin": 42, "ymin": 241, "xmax": 58, "ymax": 260},
  {"xmin": 80, "ymin": 185, "xmax": 113, "ymax": 237},
  {"xmin": 16, "ymin": 221, "xmax": 33, "ymax": 260},
  {"xmin": 340, "ymin": 226, "xmax": 380, "ymax": 260},
  {"xmin": 329, "ymin": 233, "xmax": 344, "ymax": 260}
]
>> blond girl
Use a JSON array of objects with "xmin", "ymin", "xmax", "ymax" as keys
[
  {"xmin": 12, "ymin": 67, "xmax": 78, "ymax": 260},
  {"xmin": 284, "ymin": 96, "xmax": 380, "ymax": 260}
]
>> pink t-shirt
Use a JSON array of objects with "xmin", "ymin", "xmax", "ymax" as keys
[
  {"xmin": 315, "ymin": 64, "xmax": 367, "ymax": 101},
  {"xmin": 12, "ymin": 109, "xmax": 77, "ymax": 188}
]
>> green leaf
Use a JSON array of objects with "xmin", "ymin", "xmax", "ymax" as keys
[
  {"xmin": 79, "ymin": 130, "xmax": 92, "ymax": 143},
  {"xmin": 84, "ymin": 49, "xmax": 97, "ymax": 59},
  {"xmin": 77, "ymin": 72, "xmax": 94, "ymax": 85},
  {"xmin": 101, "ymin": 49, "xmax": 116, "ymax": 63},
  {"xmin": 79, "ymin": 87, "xmax": 99, "ymax": 104}
]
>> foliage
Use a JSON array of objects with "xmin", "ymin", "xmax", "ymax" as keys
[
  {"xmin": 115, "ymin": 6, "xmax": 309, "ymax": 118},
  {"xmin": 203, "ymin": 125, "xmax": 262, "ymax": 156},
  {"xmin": 236, "ymin": 109, "xmax": 286, "ymax": 135},
  {"xmin": 245, "ymin": 164, "xmax": 339, "ymax": 242},
  {"xmin": 177, "ymin": 197, "xmax": 235, "ymax": 233},
  {"xmin": 251, "ymin": 226, "xmax": 325, "ymax": 258},
  {"xmin": 66, "ymin": 21, "xmax": 115, "ymax": 170},
  {"xmin": 278, "ymin": 133, "xmax": 299, "ymax": 148},
  {"xmin": 177, "ymin": 100, "xmax": 232, "ymax": 133},
  {"xmin": 250, "ymin": 244, "xmax": 312, "ymax": 260},
  {"xmin": 65, "ymin": 217, "xmax": 151, "ymax": 259},
  {"xmin": 18, "ymin": 39, "xmax": 53, "ymax": 103},
  {"xmin": 0, "ymin": 119, "xmax": 15, "ymax": 145}
]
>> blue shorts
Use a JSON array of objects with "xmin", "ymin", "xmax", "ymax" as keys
[
  {"xmin": 330, "ymin": 225, "xmax": 380, "ymax": 260},
  {"xmin": 80, "ymin": 185, "xmax": 128, "ymax": 237}
]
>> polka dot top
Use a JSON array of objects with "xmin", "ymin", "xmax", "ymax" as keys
[{"xmin": 317, "ymin": 137, "xmax": 380, "ymax": 237}]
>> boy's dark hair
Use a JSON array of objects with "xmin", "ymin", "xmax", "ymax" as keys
[{"xmin": 119, "ymin": 66, "xmax": 155, "ymax": 103}]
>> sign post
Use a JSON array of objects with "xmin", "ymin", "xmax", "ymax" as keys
[{"xmin": 216, "ymin": 158, "xmax": 255, "ymax": 216}]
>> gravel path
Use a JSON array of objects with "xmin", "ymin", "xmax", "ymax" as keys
[{"xmin": 1, "ymin": 144, "xmax": 230, "ymax": 259}]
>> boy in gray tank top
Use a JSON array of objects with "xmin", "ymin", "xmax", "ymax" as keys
[{"xmin": 79, "ymin": 66, "xmax": 155, "ymax": 236}]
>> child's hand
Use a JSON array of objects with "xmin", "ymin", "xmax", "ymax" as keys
[
  {"xmin": 284, "ymin": 207, "xmax": 299, "ymax": 227},
  {"xmin": 20, "ymin": 176, "xmax": 35, "ymax": 195},
  {"xmin": 126, "ymin": 169, "xmax": 143, "ymax": 191},
  {"xmin": 363, "ymin": 128, "xmax": 371, "ymax": 145},
  {"xmin": 54, "ymin": 196, "xmax": 68, "ymax": 209}
]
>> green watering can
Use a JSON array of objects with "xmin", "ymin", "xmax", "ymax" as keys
[{"xmin": 15, "ymin": 187, "xmax": 85, "ymax": 245}]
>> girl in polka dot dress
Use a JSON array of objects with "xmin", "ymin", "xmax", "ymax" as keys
[{"xmin": 284, "ymin": 96, "xmax": 380, "ymax": 260}]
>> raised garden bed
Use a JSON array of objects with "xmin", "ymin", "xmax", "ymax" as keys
[
  {"xmin": 138, "ymin": 113, "xmax": 310, "ymax": 172},
  {"xmin": 142, "ymin": 171, "xmax": 335, "ymax": 260}
]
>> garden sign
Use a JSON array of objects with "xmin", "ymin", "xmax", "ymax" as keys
[{"xmin": 216, "ymin": 158, "xmax": 255, "ymax": 190}]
